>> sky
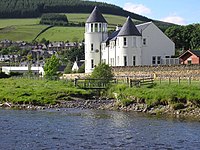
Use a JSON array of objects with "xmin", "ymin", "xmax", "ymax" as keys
[{"xmin": 90, "ymin": 0, "xmax": 200, "ymax": 25}]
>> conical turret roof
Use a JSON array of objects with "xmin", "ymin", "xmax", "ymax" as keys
[
  {"xmin": 118, "ymin": 17, "xmax": 141, "ymax": 36},
  {"xmin": 86, "ymin": 6, "xmax": 107, "ymax": 23}
]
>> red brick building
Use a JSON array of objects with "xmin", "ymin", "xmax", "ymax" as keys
[{"xmin": 179, "ymin": 50, "xmax": 200, "ymax": 64}]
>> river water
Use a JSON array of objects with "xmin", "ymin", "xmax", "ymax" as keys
[{"xmin": 0, "ymin": 108, "xmax": 200, "ymax": 150}]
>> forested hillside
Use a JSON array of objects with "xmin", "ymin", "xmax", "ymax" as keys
[
  {"xmin": 165, "ymin": 24, "xmax": 200, "ymax": 51},
  {"xmin": 0, "ymin": 0, "xmax": 150, "ymax": 22}
]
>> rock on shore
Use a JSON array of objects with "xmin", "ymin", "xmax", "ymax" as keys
[{"xmin": 1, "ymin": 99, "xmax": 200, "ymax": 119}]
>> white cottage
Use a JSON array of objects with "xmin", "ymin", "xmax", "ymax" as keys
[{"xmin": 85, "ymin": 7, "xmax": 175, "ymax": 73}]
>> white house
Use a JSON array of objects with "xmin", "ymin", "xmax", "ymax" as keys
[
  {"xmin": 2, "ymin": 66, "xmax": 44, "ymax": 76},
  {"xmin": 84, "ymin": 6, "xmax": 175, "ymax": 73},
  {"xmin": 72, "ymin": 60, "xmax": 84, "ymax": 72}
]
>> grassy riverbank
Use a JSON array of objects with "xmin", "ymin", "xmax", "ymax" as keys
[
  {"xmin": 108, "ymin": 82, "xmax": 200, "ymax": 109},
  {"xmin": 1, "ymin": 78, "xmax": 200, "ymax": 116},
  {"xmin": 0, "ymin": 78, "xmax": 91, "ymax": 105}
]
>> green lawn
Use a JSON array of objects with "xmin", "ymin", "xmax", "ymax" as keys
[
  {"xmin": 36, "ymin": 26, "xmax": 84, "ymax": 42},
  {"xmin": 0, "ymin": 25, "xmax": 48, "ymax": 42}
]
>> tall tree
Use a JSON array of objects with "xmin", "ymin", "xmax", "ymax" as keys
[{"xmin": 44, "ymin": 55, "xmax": 60, "ymax": 80}]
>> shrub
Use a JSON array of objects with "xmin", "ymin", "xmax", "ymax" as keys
[
  {"xmin": 64, "ymin": 62, "xmax": 73, "ymax": 74},
  {"xmin": 90, "ymin": 63, "xmax": 114, "ymax": 84},
  {"xmin": 78, "ymin": 63, "xmax": 85, "ymax": 73}
]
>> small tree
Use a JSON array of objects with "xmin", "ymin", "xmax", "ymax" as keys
[
  {"xmin": 78, "ymin": 63, "xmax": 85, "ymax": 73},
  {"xmin": 44, "ymin": 55, "xmax": 60, "ymax": 80},
  {"xmin": 91, "ymin": 63, "xmax": 114, "ymax": 83},
  {"xmin": 64, "ymin": 61, "xmax": 73, "ymax": 74}
]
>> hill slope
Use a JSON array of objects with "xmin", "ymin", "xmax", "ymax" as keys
[
  {"xmin": 0, "ymin": 0, "xmax": 151, "ymax": 22},
  {"xmin": 0, "ymin": 14, "xmax": 130, "ymax": 42}
]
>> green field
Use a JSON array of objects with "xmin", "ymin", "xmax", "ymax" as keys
[
  {"xmin": 0, "ymin": 18, "xmax": 40, "ymax": 28},
  {"xmin": 0, "ymin": 25, "xmax": 48, "ymax": 42},
  {"xmin": 0, "ymin": 14, "xmax": 138, "ymax": 42},
  {"xmin": 36, "ymin": 26, "xmax": 84, "ymax": 42},
  {"xmin": 67, "ymin": 13, "xmax": 132, "ymax": 27}
]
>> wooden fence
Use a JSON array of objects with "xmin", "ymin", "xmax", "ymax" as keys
[
  {"xmin": 129, "ymin": 77, "xmax": 154, "ymax": 87},
  {"xmin": 157, "ymin": 77, "xmax": 192, "ymax": 85},
  {"xmin": 74, "ymin": 78, "xmax": 117, "ymax": 89}
]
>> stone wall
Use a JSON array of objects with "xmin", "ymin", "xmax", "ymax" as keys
[
  {"xmin": 62, "ymin": 65, "xmax": 200, "ymax": 80},
  {"xmin": 112, "ymin": 65, "xmax": 200, "ymax": 79}
]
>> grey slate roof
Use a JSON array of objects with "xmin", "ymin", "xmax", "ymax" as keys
[
  {"xmin": 118, "ymin": 17, "xmax": 141, "ymax": 36},
  {"xmin": 136, "ymin": 22, "xmax": 151, "ymax": 33},
  {"xmin": 86, "ymin": 6, "xmax": 107, "ymax": 23},
  {"xmin": 103, "ymin": 30, "xmax": 120, "ymax": 44}
]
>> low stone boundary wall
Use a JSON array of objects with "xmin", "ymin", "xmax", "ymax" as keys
[{"xmin": 62, "ymin": 65, "xmax": 200, "ymax": 80}]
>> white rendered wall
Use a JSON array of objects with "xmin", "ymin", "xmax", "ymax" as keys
[
  {"xmin": 115, "ymin": 36, "xmax": 142, "ymax": 66},
  {"xmin": 85, "ymin": 23, "xmax": 108, "ymax": 73},
  {"xmin": 141, "ymin": 23, "xmax": 175, "ymax": 65}
]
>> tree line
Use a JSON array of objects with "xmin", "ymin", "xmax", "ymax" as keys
[
  {"xmin": 165, "ymin": 24, "xmax": 200, "ymax": 52},
  {"xmin": 0, "ymin": 0, "xmax": 150, "ymax": 22},
  {"xmin": 40, "ymin": 14, "xmax": 68, "ymax": 26}
]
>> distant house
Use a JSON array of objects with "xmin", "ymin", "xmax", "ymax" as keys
[
  {"xmin": 72, "ymin": 60, "xmax": 84, "ymax": 72},
  {"xmin": 48, "ymin": 42, "xmax": 80, "ymax": 51},
  {"xmin": 179, "ymin": 50, "xmax": 200, "ymax": 64},
  {"xmin": 2, "ymin": 66, "xmax": 44, "ymax": 76}
]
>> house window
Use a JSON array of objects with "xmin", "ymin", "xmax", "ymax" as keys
[
  {"xmin": 91, "ymin": 43, "xmax": 94, "ymax": 51},
  {"xmin": 91, "ymin": 59, "xmax": 94, "ymax": 68},
  {"xmin": 123, "ymin": 37, "xmax": 127, "ymax": 46},
  {"xmin": 157, "ymin": 56, "xmax": 161, "ymax": 64},
  {"xmin": 187, "ymin": 59, "xmax": 192, "ymax": 65},
  {"xmin": 112, "ymin": 58, "xmax": 115, "ymax": 66},
  {"xmin": 117, "ymin": 56, "xmax": 119, "ymax": 65},
  {"xmin": 133, "ymin": 56, "xmax": 136, "ymax": 66},
  {"xmin": 152, "ymin": 56, "xmax": 156, "ymax": 65},
  {"xmin": 95, "ymin": 23, "xmax": 98, "ymax": 32},
  {"xmin": 124, "ymin": 56, "xmax": 127, "ymax": 66},
  {"xmin": 91, "ymin": 24, "xmax": 94, "ymax": 32},
  {"xmin": 143, "ymin": 38, "xmax": 147, "ymax": 45},
  {"xmin": 99, "ymin": 23, "xmax": 102, "ymax": 32},
  {"xmin": 133, "ymin": 37, "xmax": 136, "ymax": 47}
]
